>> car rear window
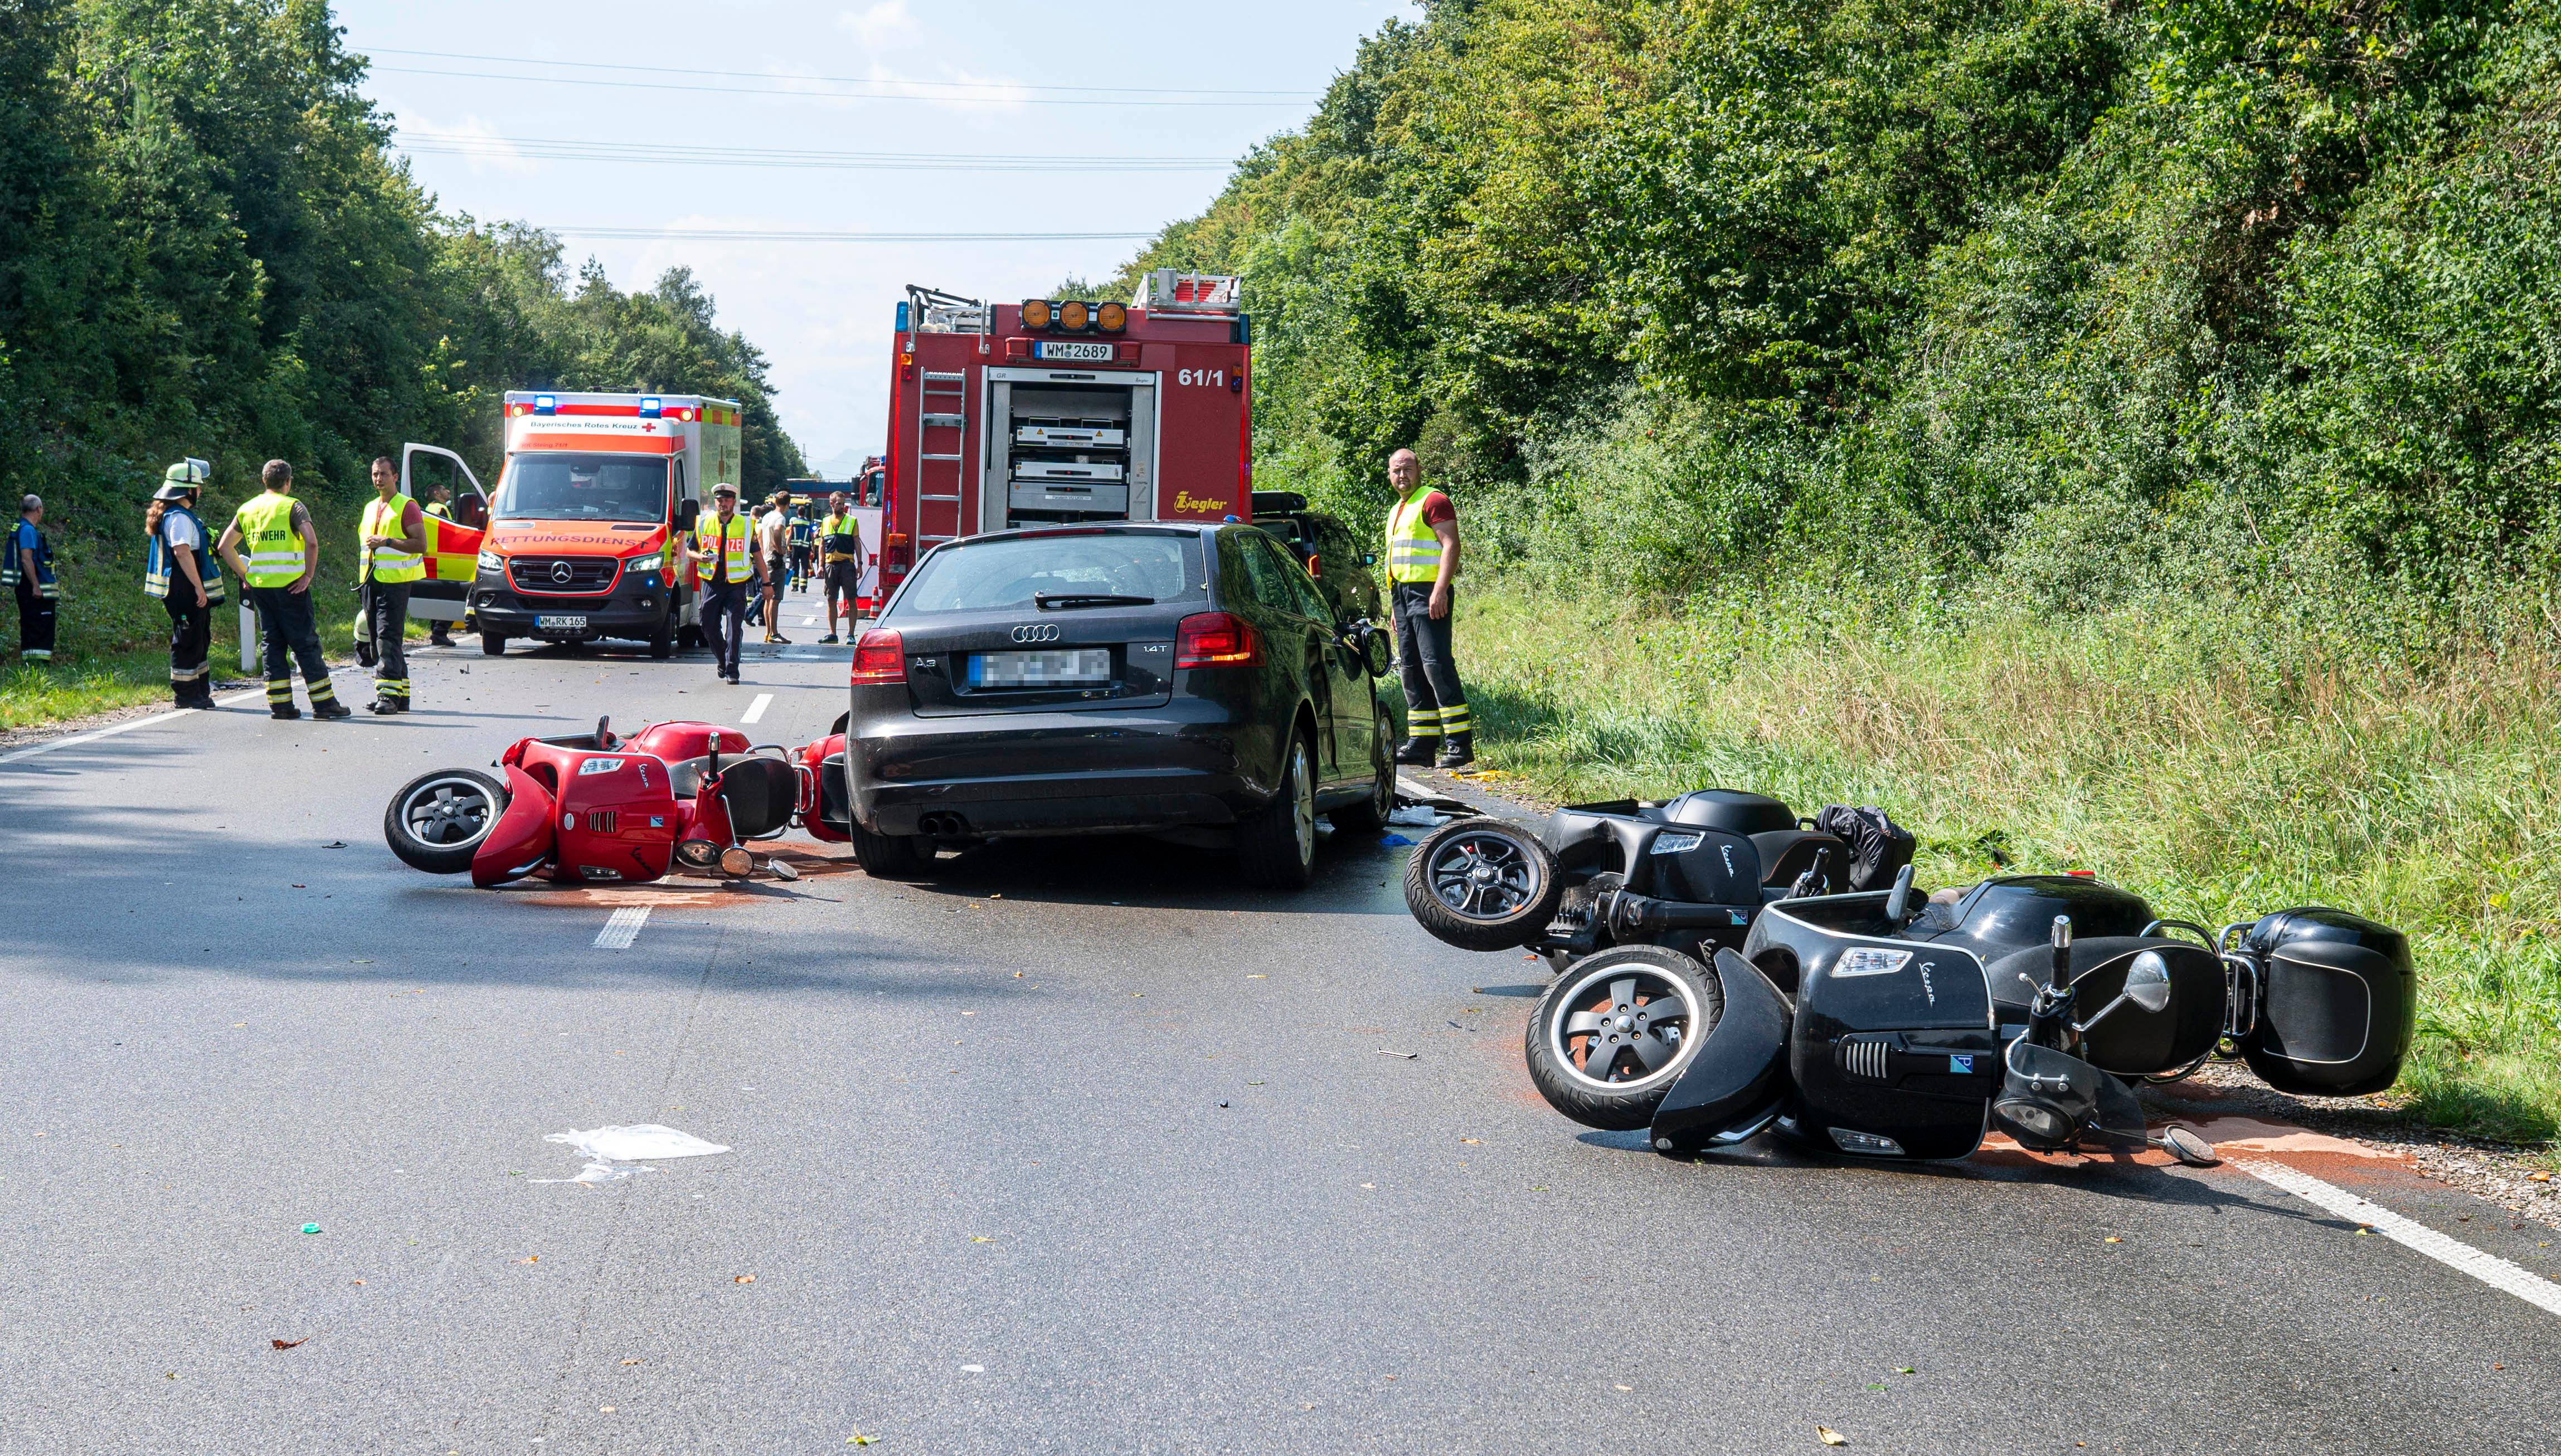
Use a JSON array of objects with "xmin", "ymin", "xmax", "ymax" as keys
[{"xmin": 892, "ymin": 532, "xmax": 1208, "ymax": 615}]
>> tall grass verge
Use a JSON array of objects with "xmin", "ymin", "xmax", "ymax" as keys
[{"xmin": 1457, "ymin": 583, "xmax": 2561, "ymax": 1144}]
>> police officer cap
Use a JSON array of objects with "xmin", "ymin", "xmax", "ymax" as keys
[{"xmin": 712, "ymin": 481, "xmax": 738, "ymax": 497}]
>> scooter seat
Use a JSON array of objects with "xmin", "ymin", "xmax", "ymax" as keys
[{"xmin": 717, "ymin": 758, "xmax": 801, "ymax": 839}]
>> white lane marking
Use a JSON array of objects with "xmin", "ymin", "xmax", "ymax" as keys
[
  {"xmin": 740, "ymin": 693, "xmax": 773, "ymax": 724},
  {"xmin": 800, "ymin": 616, "xmax": 819, "ymax": 626},
  {"xmin": 2235, "ymin": 1158, "xmax": 2561, "ymax": 1319},
  {"xmin": 0, "ymin": 688, "xmax": 269, "ymax": 767},
  {"xmin": 594, "ymin": 907, "xmax": 650, "ymax": 949}
]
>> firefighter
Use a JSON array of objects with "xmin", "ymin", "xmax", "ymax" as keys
[
  {"xmin": 421, "ymin": 482, "xmax": 458, "ymax": 647},
  {"xmin": 1383, "ymin": 447, "xmax": 1471, "ymax": 768},
  {"xmin": 144, "ymin": 461, "xmax": 223, "ymax": 708},
  {"xmin": 357, "ymin": 455, "xmax": 426, "ymax": 714},
  {"xmin": 682, "ymin": 482, "xmax": 760, "ymax": 684},
  {"xmin": 788, "ymin": 501, "xmax": 815, "ymax": 591},
  {"xmin": 216, "ymin": 459, "xmax": 351, "ymax": 720},
  {"xmin": 7, "ymin": 493, "xmax": 56, "ymax": 664},
  {"xmin": 817, "ymin": 491, "xmax": 862, "ymax": 644}
]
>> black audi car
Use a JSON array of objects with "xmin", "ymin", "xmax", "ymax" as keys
[{"xmin": 837, "ymin": 523, "xmax": 1397, "ymax": 887}]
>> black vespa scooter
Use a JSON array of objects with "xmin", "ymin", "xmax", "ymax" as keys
[{"xmin": 1524, "ymin": 866, "xmax": 2415, "ymax": 1164}]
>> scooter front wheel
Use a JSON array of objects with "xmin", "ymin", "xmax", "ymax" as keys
[
  {"xmin": 1526, "ymin": 946, "xmax": 1723, "ymax": 1131},
  {"xmin": 384, "ymin": 767, "xmax": 511, "ymax": 874},
  {"xmin": 1405, "ymin": 816, "xmax": 1563, "ymax": 951}
]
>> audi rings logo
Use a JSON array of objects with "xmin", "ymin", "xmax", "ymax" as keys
[
  {"xmin": 1011, "ymin": 624, "xmax": 1061, "ymax": 643},
  {"xmin": 551, "ymin": 561, "xmax": 574, "ymax": 585}
]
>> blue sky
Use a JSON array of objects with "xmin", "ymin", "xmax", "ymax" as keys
[{"xmin": 336, "ymin": 1, "xmax": 1410, "ymax": 474}]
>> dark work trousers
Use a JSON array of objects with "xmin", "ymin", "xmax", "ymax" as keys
[
  {"xmin": 15, "ymin": 577, "xmax": 55, "ymax": 660},
  {"xmin": 365, "ymin": 580, "xmax": 411, "ymax": 704},
  {"xmin": 164, "ymin": 591, "xmax": 213, "ymax": 699},
  {"xmin": 249, "ymin": 583, "xmax": 338, "ymax": 708},
  {"xmin": 1391, "ymin": 581, "xmax": 1469, "ymax": 741},
  {"xmin": 700, "ymin": 579, "xmax": 748, "ymax": 677}
]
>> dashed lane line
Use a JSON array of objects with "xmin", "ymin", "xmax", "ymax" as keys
[
  {"xmin": 2235, "ymin": 1157, "xmax": 2561, "ymax": 1319},
  {"xmin": 0, "ymin": 689, "xmax": 269, "ymax": 768},
  {"xmin": 740, "ymin": 693, "xmax": 774, "ymax": 724},
  {"xmin": 594, "ymin": 907, "xmax": 650, "ymax": 949}
]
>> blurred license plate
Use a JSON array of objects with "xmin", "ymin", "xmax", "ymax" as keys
[
  {"xmin": 537, "ymin": 615, "xmax": 587, "ymax": 630},
  {"xmin": 970, "ymin": 649, "xmax": 1110, "ymax": 686}
]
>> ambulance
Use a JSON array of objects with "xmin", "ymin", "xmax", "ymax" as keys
[
  {"xmin": 876, "ymin": 270, "xmax": 1251, "ymax": 601},
  {"xmin": 456, "ymin": 391, "xmax": 745, "ymax": 657}
]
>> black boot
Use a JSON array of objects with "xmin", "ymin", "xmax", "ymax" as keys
[
  {"xmin": 1394, "ymin": 737, "xmax": 1439, "ymax": 766},
  {"xmin": 271, "ymin": 704, "xmax": 302, "ymax": 720},
  {"xmin": 1435, "ymin": 732, "xmax": 1475, "ymax": 769},
  {"xmin": 313, "ymin": 698, "xmax": 353, "ymax": 720},
  {"xmin": 370, "ymin": 696, "xmax": 409, "ymax": 715}
]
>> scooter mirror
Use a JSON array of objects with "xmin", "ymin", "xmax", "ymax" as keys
[
  {"xmin": 595, "ymin": 714, "xmax": 613, "ymax": 749},
  {"xmin": 717, "ymin": 846, "xmax": 755, "ymax": 878},
  {"xmin": 2156, "ymin": 1124, "xmax": 2219, "ymax": 1167},
  {"xmin": 2123, "ymin": 949, "xmax": 2173, "ymax": 1014},
  {"xmin": 768, "ymin": 859, "xmax": 800, "ymax": 882}
]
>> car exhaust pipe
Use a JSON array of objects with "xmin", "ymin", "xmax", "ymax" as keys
[{"xmin": 917, "ymin": 811, "xmax": 970, "ymax": 837}]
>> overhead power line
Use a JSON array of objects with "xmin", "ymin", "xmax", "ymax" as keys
[
  {"xmin": 396, "ymin": 130, "xmax": 1234, "ymax": 174},
  {"xmin": 545, "ymin": 227, "xmax": 1158, "ymax": 244},
  {"xmin": 362, "ymin": 46, "xmax": 1319, "ymax": 100},
  {"xmin": 372, "ymin": 64, "xmax": 1305, "ymax": 108}
]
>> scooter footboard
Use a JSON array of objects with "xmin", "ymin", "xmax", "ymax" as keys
[{"xmin": 1649, "ymin": 949, "xmax": 1792, "ymax": 1153}]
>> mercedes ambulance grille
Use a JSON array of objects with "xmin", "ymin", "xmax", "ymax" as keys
[{"xmin": 508, "ymin": 556, "xmax": 618, "ymax": 594}]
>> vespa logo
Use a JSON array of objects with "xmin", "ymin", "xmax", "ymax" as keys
[
  {"xmin": 1011, "ymin": 624, "xmax": 1061, "ymax": 644},
  {"xmin": 551, "ymin": 561, "xmax": 574, "ymax": 585}
]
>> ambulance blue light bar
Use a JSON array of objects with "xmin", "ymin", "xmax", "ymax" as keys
[
  {"xmin": 639, "ymin": 397, "xmax": 663, "ymax": 418},
  {"xmin": 533, "ymin": 395, "xmax": 558, "ymax": 415}
]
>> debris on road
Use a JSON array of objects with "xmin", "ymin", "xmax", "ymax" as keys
[
  {"xmin": 733, "ymin": 1274, "xmax": 755, "ymax": 1284},
  {"xmin": 1817, "ymin": 1426, "xmax": 1848, "ymax": 1446},
  {"xmin": 270, "ymin": 1337, "xmax": 306, "ymax": 1351},
  {"xmin": 1378, "ymin": 1049, "xmax": 1419, "ymax": 1059},
  {"xmin": 1386, "ymin": 805, "xmax": 1444, "ymax": 827},
  {"xmin": 1379, "ymin": 834, "xmax": 1416, "ymax": 847},
  {"xmin": 539, "ymin": 1124, "xmax": 731, "ymax": 1185},
  {"xmin": 299, "ymin": 1224, "xmax": 320, "ymax": 1235}
]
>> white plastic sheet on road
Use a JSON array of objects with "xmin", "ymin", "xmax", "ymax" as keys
[{"xmin": 537, "ymin": 1124, "xmax": 731, "ymax": 1185}]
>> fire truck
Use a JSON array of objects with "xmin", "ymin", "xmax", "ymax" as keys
[{"xmin": 876, "ymin": 270, "xmax": 1251, "ymax": 599}]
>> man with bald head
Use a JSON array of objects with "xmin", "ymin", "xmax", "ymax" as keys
[{"xmin": 1381, "ymin": 447, "xmax": 1471, "ymax": 768}]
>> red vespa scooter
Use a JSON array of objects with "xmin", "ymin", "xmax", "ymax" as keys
[{"xmin": 383, "ymin": 717, "xmax": 820, "ymax": 887}]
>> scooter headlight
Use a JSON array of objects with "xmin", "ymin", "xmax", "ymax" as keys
[{"xmin": 1994, "ymin": 1097, "xmax": 2071, "ymax": 1144}]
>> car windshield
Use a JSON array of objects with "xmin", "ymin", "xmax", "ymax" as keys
[
  {"xmin": 892, "ymin": 533, "xmax": 1207, "ymax": 616},
  {"xmin": 494, "ymin": 453, "xmax": 668, "ymax": 523}
]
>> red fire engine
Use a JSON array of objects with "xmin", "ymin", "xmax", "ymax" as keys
[{"xmin": 876, "ymin": 270, "xmax": 1252, "ymax": 598}]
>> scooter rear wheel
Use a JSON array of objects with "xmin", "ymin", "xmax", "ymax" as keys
[
  {"xmin": 1404, "ymin": 817, "xmax": 1563, "ymax": 951},
  {"xmin": 384, "ymin": 768, "xmax": 511, "ymax": 874},
  {"xmin": 1526, "ymin": 946, "xmax": 1723, "ymax": 1130}
]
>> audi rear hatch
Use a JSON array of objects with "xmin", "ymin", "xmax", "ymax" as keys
[{"xmin": 879, "ymin": 529, "xmax": 1208, "ymax": 717}]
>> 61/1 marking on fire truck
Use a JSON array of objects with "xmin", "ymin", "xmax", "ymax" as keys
[
  {"xmin": 1177, "ymin": 368, "xmax": 1228, "ymax": 387},
  {"xmin": 1032, "ymin": 340, "xmax": 1116, "ymax": 363}
]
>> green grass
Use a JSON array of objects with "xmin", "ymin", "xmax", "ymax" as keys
[{"xmin": 1455, "ymin": 582, "xmax": 2561, "ymax": 1146}]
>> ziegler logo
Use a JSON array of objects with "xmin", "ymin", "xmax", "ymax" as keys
[
  {"xmin": 1172, "ymin": 490, "xmax": 1228, "ymax": 513},
  {"xmin": 1011, "ymin": 624, "xmax": 1061, "ymax": 643}
]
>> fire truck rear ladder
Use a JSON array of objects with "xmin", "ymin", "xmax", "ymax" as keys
[{"xmin": 916, "ymin": 371, "xmax": 969, "ymax": 545}]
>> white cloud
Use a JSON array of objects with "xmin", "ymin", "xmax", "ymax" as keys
[
  {"xmin": 838, "ymin": 0, "xmax": 921, "ymax": 50},
  {"xmin": 390, "ymin": 111, "xmax": 542, "ymax": 178}
]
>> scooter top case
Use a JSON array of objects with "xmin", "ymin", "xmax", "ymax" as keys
[{"xmin": 2229, "ymin": 906, "xmax": 2414, "ymax": 1097}]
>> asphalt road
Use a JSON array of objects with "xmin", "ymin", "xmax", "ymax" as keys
[{"xmin": 2, "ymin": 628, "xmax": 2554, "ymax": 1455}]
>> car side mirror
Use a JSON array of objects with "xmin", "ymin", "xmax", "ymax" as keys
[
  {"xmin": 676, "ymin": 499, "xmax": 700, "ymax": 531},
  {"xmin": 1360, "ymin": 623, "xmax": 1393, "ymax": 677}
]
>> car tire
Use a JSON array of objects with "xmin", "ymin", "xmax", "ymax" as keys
[
  {"xmin": 480, "ymin": 632, "xmax": 507, "ymax": 656},
  {"xmin": 383, "ymin": 767, "xmax": 511, "ymax": 874},
  {"xmin": 1403, "ymin": 816, "xmax": 1563, "ymax": 951},
  {"xmin": 649, "ymin": 606, "xmax": 675, "ymax": 660},
  {"xmin": 1327, "ymin": 708, "xmax": 1396, "ymax": 834},
  {"xmin": 1524, "ymin": 946, "xmax": 1724, "ymax": 1131},
  {"xmin": 847, "ymin": 820, "xmax": 928, "ymax": 878},
  {"xmin": 1238, "ymin": 732, "xmax": 1318, "ymax": 889}
]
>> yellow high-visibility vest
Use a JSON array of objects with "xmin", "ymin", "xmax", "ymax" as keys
[
  {"xmin": 1385, "ymin": 485, "xmax": 1445, "ymax": 585},
  {"xmin": 694, "ymin": 513, "xmax": 754, "ymax": 583},
  {"xmin": 235, "ymin": 493, "xmax": 308, "ymax": 588},
  {"xmin": 361, "ymin": 495, "xmax": 425, "ymax": 583}
]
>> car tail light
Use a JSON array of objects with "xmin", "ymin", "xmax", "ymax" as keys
[
  {"xmin": 1174, "ymin": 612, "xmax": 1262, "ymax": 669},
  {"xmin": 1305, "ymin": 552, "xmax": 1321, "ymax": 577},
  {"xmin": 851, "ymin": 628, "xmax": 905, "ymax": 684}
]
